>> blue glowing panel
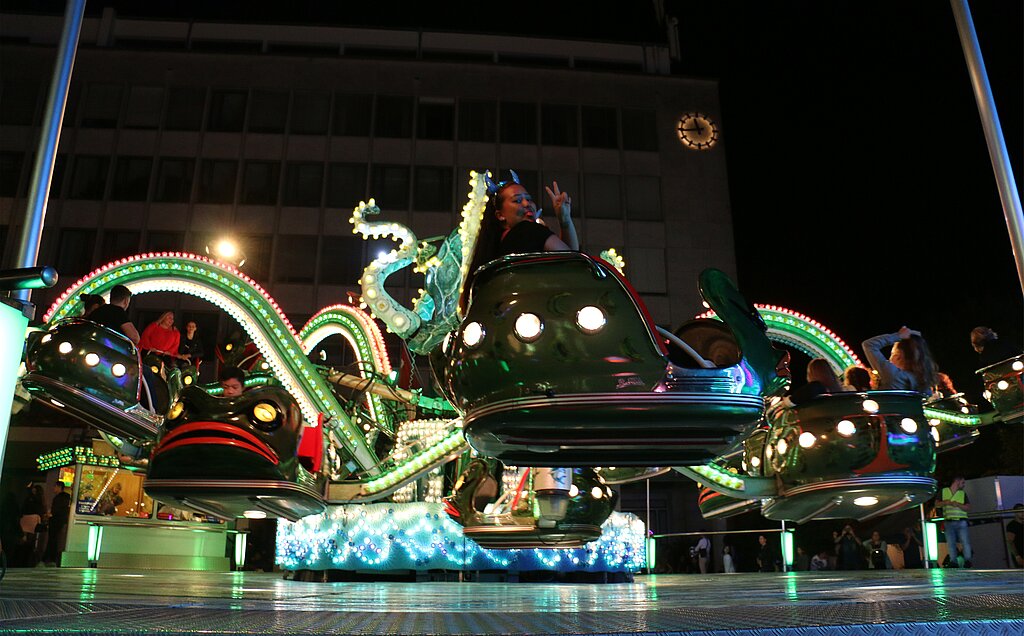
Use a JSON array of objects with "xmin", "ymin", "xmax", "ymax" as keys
[{"xmin": 276, "ymin": 503, "xmax": 645, "ymax": 572}]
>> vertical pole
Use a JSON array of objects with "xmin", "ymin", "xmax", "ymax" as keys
[
  {"xmin": 920, "ymin": 503, "xmax": 933, "ymax": 569},
  {"xmin": 950, "ymin": 0, "xmax": 1024, "ymax": 295},
  {"xmin": 645, "ymin": 478, "xmax": 652, "ymax": 575},
  {"xmin": 12, "ymin": 0, "xmax": 87, "ymax": 301},
  {"xmin": 780, "ymin": 520, "xmax": 788, "ymax": 572}
]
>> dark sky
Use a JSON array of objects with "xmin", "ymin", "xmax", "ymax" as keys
[{"xmin": 9, "ymin": 1, "xmax": 1022, "ymax": 398}]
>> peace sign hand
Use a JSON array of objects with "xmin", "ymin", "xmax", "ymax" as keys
[{"xmin": 544, "ymin": 181, "xmax": 572, "ymax": 223}]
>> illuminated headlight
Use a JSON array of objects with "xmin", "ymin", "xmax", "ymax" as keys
[
  {"xmin": 168, "ymin": 401, "xmax": 185, "ymax": 420},
  {"xmin": 514, "ymin": 313, "xmax": 543, "ymax": 342},
  {"xmin": 261, "ymin": 361, "xmax": 270, "ymax": 371},
  {"xmin": 462, "ymin": 322, "xmax": 484, "ymax": 348},
  {"xmin": 750, "ymin": 456, "xmax": 761, "ymax": 468},
  {"xmin": 576, "ymin": 306, "xmax": 606, "ymax": 334},
  {"xmin": 960, "ymin": 407, "xmax": 970, "ymax": 414},
  {"xmin": 798, "ymin": 432, "xmax": 816, "ymax": 448},
  {"xmin": 1013, "ymin": 360, "xmax": 1023, "ymax": 371},
  {"xmin": 929, "ymin": 418, "xmax": 940, "ymax": 427},
  {"xmin": 41, "ymin": 334, "xmax": 52, "ymax": 344},
  {"xmin": 183, "ymin": 375, "xmax": 193, "ymax": 385},
  {"xmin": 899, "ymin": 418, "xmax": 918, "ymax": 434},
  {"xmin": 150, "ymin": 365, "xmax": 161, "ymax": 374},
  {"xmin": 225, "ymin": 343, "xmax": 233, "ymax": 351},
  {"xmin": 997, "ymin": 380, "xmax": 1010, "ymax": 391},
  {"xmin": 84, "ymin": 353, "xmax": 100, "ymax": 367},
  {"xmin": 931, "ymin": 428, "xmax": 940, "ymax": 443},
  {"xmin": 853, "ymin": 496, "xmax": 878, "ymax": 507},
  {"xmin": 861, "ymin": 399, "xmax": 879, "ymax": 413},
  {"xmin": 243, "ymin": 510, "xmax": 267, "ymax": 519},
  {"xmin": 776, "ymin": 438, "xmax": 788, "ymax": 455},
  {"xmin": 569, "ymin": 484, "xmax": 579, "ymax": 497},
  {"xmin": 253, "ymin": 402, "xmax": 278, "ymax": 423},
  {"xmin": 837, "ymin": 419, "xmax": 856, "ymax": 437},
  {"xmin": 111, "ymin": 363, "xmax": 127, "ymax": 377},
  {"xmin": 765, "ymin": 445, "xmax": 773, "ymax": 459},
  {"xmin": 591, "ymin": 486, "xmax": 604, "ymax": 499},
  {"xmin": 58, "ymin": 341, "xmax": 73, "ymax": 355},
  {"xmin": 982, "ymin": 390, "xmax": 992, "ymax": 401}
]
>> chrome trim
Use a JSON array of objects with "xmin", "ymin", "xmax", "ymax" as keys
[{"xmin": 780, "ymin": 475, "xmax": 936, "ymax": 498}]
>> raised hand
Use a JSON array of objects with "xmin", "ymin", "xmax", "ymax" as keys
[{"xmin": 544, "ymin": 181, "xmax": 572, "ymax": 222}]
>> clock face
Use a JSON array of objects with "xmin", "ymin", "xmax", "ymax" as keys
[{"xmin": 676, "ymin": 113, "xmax": 719, "ymax": 150}]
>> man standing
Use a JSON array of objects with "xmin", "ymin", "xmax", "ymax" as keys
[
  {"xmin": 87, "ymin": 285, "xmax": 140, "ymax": 345},
  {"xmin": 42, "ymin": 482, "xmax": 71, "ymax": 566},
  {"xmin": 937, "ymin": 476, "xmax": 972, "ymax": 567},
  {"xmin": 1006, "ymin": 503, "xmax": 1024, "ymax": 568},
  {"xmin": 695, "ymin": 531, "xmax": 711, "ymax": 574}
]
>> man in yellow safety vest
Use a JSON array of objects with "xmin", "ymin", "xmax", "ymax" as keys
[{"xmin": 936, "ymin": 476, "xmax": 972, "ymax": 567}]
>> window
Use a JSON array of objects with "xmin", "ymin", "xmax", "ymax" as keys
[
  {"xmin": 290, "ymin": 91, "xmax": 330, "ymax": 135},
  {"xmin": 99, "ymin": 230, "xmax": 141, "ymax": 263},
  {"xmin": 374, "ymin": 96, "xmax": 413, "ymax": 138},
  {"xmin": 625, "ymin": 176, "xmax": 662, "ymax": 220},
  {"xmin": 239, "ymin": 234, "xmax": 272, "ymax": 282},
  {"xmin": 282, "ymin": 162, "xmax": 323, "ymax": 207},
  {"xmin": 539, "ymin": 170, "xmax": 576, "ymax": 208},
  {"xmin": 0, "ymin": 152, "xmax": 23, "ymax": 197},
  {"xmin": 145, "ymin": 231, "xmax": 184, "ymax": 253},
  {"xmin": 196, "ymin": 159, "xmax": 237, "ymax": 203},
  {"xmin": 582, "ymin": 106, "xmax": 618, "ymax": 149},
  {"xmin": 0, "ymin": 80, "xmax": 39, "ymax": 125},
  {"xmin": 207, "ymin": 89, "xmax": 247, "ymax": 132},
  {"xmin": 627, "ymin": 247, "xmax": 667, "ymax": 294},
  {"xmin": 81, "ymin": 83, "xmax": 123, "ymax": 128},
  {"xmin": 248, "ymin": 90, "xmax": 288, "ymax": 133},
  {"xmin": 413, "ymin": 166, "xmax": 453, "ymax": 211},
  {"xmin": 541, "ymin": 104, "xmax": 578, "ymax": 147},
  {"xmin": 500, "ymin": 102, "xmax": 537, "ymax": 144},
  {"xmin": 370, "ymin": 165, "xmax": 410, "ymax": 210},
  {"xmin": 110, "ymin": 157, "xmax": 153, "ymax": 201},
  {"xmin": 154, "ymin": 158, "xmax": 195, "ymax": 203},
  {"xmin": 48, "ymin": 154, "xmax": 68, "ymax": 199},
  {"xmin": 124, "ymin": 86, "xmax": 164, "ymax": 129},
  {"xmin": 164, "ymin": 87, "xmax": 206, "ymax": 131},
  {"xmin": 326, "ymin": 163, "xmax": 367, "ymax": 208},
  {"xmin": 68, "ymin": 156, "xmax": 110, "ymax": 200},
  {"xmin": 417, "ymin": 100, "xmax": 454, "ymax": 140},
  {"xmin": 275, "ymin": 235, "xmax": 318, "ymax": 283},
  {"xmin": 583, "ymin": 174, "xmax": 623, "ymax": 219},
  {"xmin": 458, "ymin": 100, "xmax": 496, "ymax": 142},
  {"xmin": 241, "ymin": 161, "xmax": 280, "ymax": 205},
  {"xmin": 622, "ymin": 109, "xmax": 658, "ymax": 152},
  {"xmin": 319, "ymin": 235, "xmax": 365, "ymax": 285},
  {"xmin": 55, "ymin": 229, "xmax": 97, "ymax": 276},
  {"xmin": 332, "ymin": 93, "xmax": 372, "ymax": 136}
]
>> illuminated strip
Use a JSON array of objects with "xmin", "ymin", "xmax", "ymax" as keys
[
  {"xmin": 300, "ymin": 304, "xmax": 393, "ymax": 431},
  {"xmin": 42, "ymin": 252, "xmax": 379, "ymax": 474},
  {"xmin": 697, "ymin": 304, "xmax": 862, "ymax": 373},
  {"xmin": 923, "ymin": 407, "xmax": 983, "ymax": 427},
  {"xmin": 687, "ymin": 464, "xmax": 746, "ymax": 491},
  {"xmin": 362, "ymin": 426, "xmax": 466, "ymax": 494}
]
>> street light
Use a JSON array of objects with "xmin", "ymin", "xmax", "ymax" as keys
[{"xmin": 206, "ymin": 238, "xmax": 247, "ymax": 268}]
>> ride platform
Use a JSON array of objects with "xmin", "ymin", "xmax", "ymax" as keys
[{"xmin": 0, "ymin": 567, "xmax": 1021, "ymax": 635}]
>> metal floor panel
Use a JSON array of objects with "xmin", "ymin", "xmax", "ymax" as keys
[{"xmin": 0, "ymin": 568, "xmax": 1021, "ymax": 635}]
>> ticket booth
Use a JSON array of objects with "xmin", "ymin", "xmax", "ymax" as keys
[{"xmin": 38, "ymin": 446, "xmax": 237, "ymax": 571}]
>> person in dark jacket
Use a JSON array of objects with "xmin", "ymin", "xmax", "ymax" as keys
[{"xmin": 970, "ymin": 326, "xmax": 1019, "ymax": 368}]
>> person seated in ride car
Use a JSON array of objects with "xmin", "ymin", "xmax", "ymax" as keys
[
  {"xmin": 779, "ymin": 358, "xmax": 843, "ymax": 408},
  {"xmin": 218, "ymin": 366, "xmax": 246, "ymax": 398},
  {"xmin": 139, "ymin": 311, "xmax": 185, "ymax": 369}
]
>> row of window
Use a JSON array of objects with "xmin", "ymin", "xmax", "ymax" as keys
[
  {"xmin": 0, "ymin": 81, "xmax": 659, "ymax": 151},
  {"xmin": 32, "ymin": 227, "xmax": 666, "ymax": 294},
  {"xmin": 0, "ymin": 153, "xmax": 663, "ymax": 219}
]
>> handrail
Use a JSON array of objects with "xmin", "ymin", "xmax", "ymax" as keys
[{"xmin": 656, "ymin": 326, "xmax": 715, "ymax": 369}]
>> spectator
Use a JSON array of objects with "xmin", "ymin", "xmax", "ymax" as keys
[
  {"xmin": 756, "ymin": 534, "xmax": 779, "ymax": 572},
  {"xmin": 42, "ymin": 482, "xmax": 71, "ymax": 567},
  {"xmin": 862, "ymin": 326, "xmax": 937, "ymax": 395},
  {"xmin": 695, "ymin": 531, "xmax": 711, "ymax": 574},
  {"xmin": 1006, "ymin": 503, "xmax": 1023, "ymax": 568},
  {"xmin": 97, "ymin": 482, "xmax": 123, "ymax": 516},
  {"xmin": 936, "ymin": 476, "xmax": 972, "ymax": 567},
  {"xmin": 16, "ymin": 484, "xmax": 46, "ymax": 567},
  {"xmin": 863, "ymin": 531, "xmax": 891, "ymax": 569},
  {"xmin": 970, "ymin": 326, "xmax": 1020, "ymax": 368},
  {"xmin": 139, "ymin": 311, "xmax": 183, "ymax": 368},
  {"xmin": 794, "ymin": 546, "xmax": 811, "ymax": 571},
  {"xmin": 843, "ymin": 365, "xmax": 873, "ymax": 392},
  {"xmin": 722, "ymin": 545, "xmax": 736, "ymax": 573},
  {"xmin": 810, "ymin": 550, "xmax": 830, "ymax": 571},
  {"xmin": 179, "ymin": 320, "xmax": 205, "ymax": 370},
  {"xmin": 835, "ymin": 524, "xmax": 864, "ymax": 570},
  {"xmin": 901, "ymin": 526, "xmax": 924, "ymax": 569},
  {"xmin": 218, "ymin": 366, "xmax": 246, "ymax": 398},
  {"xmin": 87, "ymin": 285, "xmax": 140, "ymax": 345}
]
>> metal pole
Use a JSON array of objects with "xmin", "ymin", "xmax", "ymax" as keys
[
  {"xmin": 950, "ymin": 0, "xmax": 1024, "ymax": 295},
  {"xmin": 645, "ymin": 477, "xmax": 651, "ymax": 575},
  {"xmin": 919, "ymin": 503, "xmax": 930, "ymax": 569},
  {"xmin": 780, "ymin": 520, "xmax": 788, "ymax": 572},
  {"xmin": 12, "ymin": 0, "xmax": 87, "ymax": 302}
]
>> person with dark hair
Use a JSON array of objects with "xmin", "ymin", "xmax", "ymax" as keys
[
  {"xmin": 835, "ymin": 523, "xmax": 865, "ymax": 570},
  {"xmin": 862, "ymin": 326, "xmax": 937, "ymax": 395},
  {"xmin": 970, "ymin": 326, "xmax": 1020, "ymax": 368},
  {"xmin": 755, "ymin": 534, "xmax": 779, "ymax": 572},
  {"xmin": 79, "ymin": 293, "xmax": 105, "ymax": 317},
  {"xmin": 178, "ymin": 320, "xmax": 205, "ymax": 370},
  {"xmin": 901, "ymin": 526, "xmax": 924, "ymax": 569},
  {"xmin": 695, "ymin": 531, "xmax": 711, "ymax": 574},
  {"xmin": 843, "ymin": 365, "xmax": 873, "ymax": 392},
  {"xmin": 218, "ymin": 366, "xmax": 246, "ymax": 398},
  {"xmin": 87, "ymin": 285, "xmax": 140, "ymax": 345},
  {"xmin": 863, "ymin": 531, "xmax": 891, "ymax": 569},
  {"xmin": 1006, "ymin": 503, "xmax": 1024, "ymax": 568},
  {"xmin": 463, "ymin": 171, "xmax": 578, "ymax": 305},
  {"xmin": 936, "ymin": 476, "xmax": 972, "ymax": 567},
  {"xmin": 42, "ymin": 482, "xmax": 71, "ymax": 566}
]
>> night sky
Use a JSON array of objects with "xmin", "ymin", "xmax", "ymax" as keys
[{"xmin": 8, "ymin": 2, "xmax": 1022, "ymax": 401}]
